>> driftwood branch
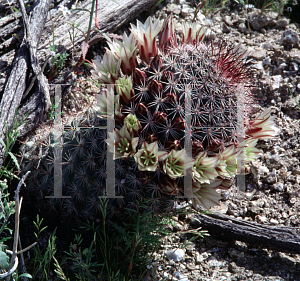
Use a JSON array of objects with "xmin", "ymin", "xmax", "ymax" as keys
[{"xmin": 191, "ymin": 212, "xmax": 300, "ymax": 254}]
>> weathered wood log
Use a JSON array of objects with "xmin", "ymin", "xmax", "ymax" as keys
[
  {"xmin": 0, "ymin": 0, "xmax": 52, "ymax": 172},
  {"xmin": 191, "ymin": 212, "xmax": 300, "ymax": 254}
]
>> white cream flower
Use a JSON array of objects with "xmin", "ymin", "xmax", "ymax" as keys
[
  {"xmin": 91, "ymin": 51, "xmax": 121, "ymax": 84},
  {"xmin": 192, "ymin": 151, "xmax": 219, "ymax": 184},
  {"xmin": 107, "ymin": 32, "xmax": 138, "ymax": 75},
  {"xmin": 58, "ymin": 4, "xmax": 71, "ymax": 16},
  {"xmin": 246, "ymin": 108, "xmax": 280, "ymax": 139},
  {"xmin": 134, "ymin": 142, "xmax": 167, "ymax": 172},
  {"xmin": 182, "ymin": 22, "xmax": 206, "ymax": 44},
  {"xmin": 130, "ymin": 16, "xmax": 161, "ymax": 63},
  {"xmin": 192, "ymin": 179, "xmax": 221, "ymax": 210}
]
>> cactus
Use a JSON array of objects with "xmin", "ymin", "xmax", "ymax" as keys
[
  {"xmin": 91, "ymin": 14, "xmax": 279, "ymax": 211},
  {"xmin": 20, "ymin": 15, "xmax": 279, "ymax": 224}
]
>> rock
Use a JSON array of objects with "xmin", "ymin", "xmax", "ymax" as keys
[
  {"xmin": 290, "ymin": 62, "xmax": 299, "ymax": 71},
  {"xmin": 254, "ymin": 61, "xmax": 264, "ymax": 72},
  {"xmin": 260, "ymin": 27, "xmax": 266, "ymax": 35},
  {"xmin": 289, "ymin": 49, "xmax": 300, "ymax": 64},
  {"xmin": 279, "ymin": 29, "xmax": 299, "ymax": 47},
  {"xmin": 238, "ymin": 23, "xmax": 248, "ymax": 33},
  {"xmin": 262, "ymin": 43, "xmax": 274, "ymax": 50},
  {"xmin": 173, "ymin": 271, "xmax": 182, "ymax": 279},
  {"xmin": 270, "ymin": 218, "xmax": 279, "ymax": 225},
  {"xmin": 278, "ymin": 62, "xmax": 288, "ymax": 70},
  {"xmin": 256, "ymin": 215, "xmax": 268, "ymax": 223},
  {"xmin": 277, "ymin": 18, "xmax": 289, "ymax": 28},
  {"xmin": 263, "ymin": 57, "xmax": 271, "ymax": 65},
  {"xmin": 228, "ymin": 262, "xmax": 242, "ymax": 273},
  {"xmin": 222, "ymin": 23, "xmax": 231, "ymax": 33},
  {"xmin": 205, "ymin": 18, "xmax": 214, "ymax": 26},
  {"xmin": 249, "ymin": 13, "xmax": 269, "ymax": 30},
  {"xmin": 249, "ymin": 48, "xmax": 267, "ymax": 60},
  {"xmin": 181, "ymin": 4, "xmax": 194, "ymax": 18},
  {"xmin": 223, "ymin": 15, "xmax": 233, "ymax": 26},
  {"xmin": 186, "ymin": 263, "xmax": 196, "ymax": 270},
  {"xmin": 273, "ymin": 182, "xmax": 284, "ymax": 192},
  {"xmin": 166, "ymin": 3, "xmax": 181, "ymax": 15},
  {"xmin": 270, "ymin": 75, "xmax": 282, "ymax": 91},
  {"xmin": 165, "ymin": 249, "xmax": 185, "ymax": 262},
  {"xmin": 196, "ymin": 12, "xmax": 206, "ymax": 25}
]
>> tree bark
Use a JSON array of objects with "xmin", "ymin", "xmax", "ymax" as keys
[{"xmin": 191, "ymin": 212, "xmax": 300, "ymax": 254}]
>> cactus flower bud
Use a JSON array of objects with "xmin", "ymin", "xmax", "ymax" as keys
[
  {"xmin": 182, "ymin": 22, "xmax": 206, "ymax": 44},
  {"xmin": 115, "ymin": 75, "xmax": 134, "ymax": 104},
  {"xmin": 107, "ymin": 32, "xmax": 138, "ymax": 75},
  {"xmin": 159, "ymin": 176, "xmax": 179, "ymax": 195},
  {"xmin": 124, "ymin": 113, "xmax": 142, "ymax": 136},
  {"xmin": 158, "ymin": 14, "xmax": 177, "ymax": 52}
]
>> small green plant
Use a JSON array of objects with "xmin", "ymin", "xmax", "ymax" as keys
[
  {"xmin": 0, "ymin": 109, "xmax": 27, "ymax": 181},
  {"xmin": 0, "ymin": 172, "xmax": 34, "ymax": 280},
  {"xmin": 66, "ymin": 234, "xmax": 100, "ymax": 280},
  {"xmin": 288, "ymin": 86, "xmax": 300, "ymax": 111},
  {"xmin": 240, "ymin": 0, "xmax": 298, "ymax": 17},
  {"xmin": 31, "ymin": 215, "xmax": 52, "ymax": 279},
  {"xmin": 53, "ymin": 256, "xmax": 70, "ymax": 281},
  {"xmin": 72, "ymin": 198, "xmax": 174, "ymax": 280},
  {"xmin": 198, "ymin": 0, "xmax": 229, "ymax": 17},
  {"xmin": 49, "ymin": 44, "xmax": 69, "ymax": 80},
  {"xmin": 0, "ymin": 180, "xmax": 15, "ymax": 238},
  {"xmin": 68, "ymin": 21, "xmax": 82, "ymax": 57},
  {"xmin": 0, "ymin": 108, "xmax": 31, "ymax": 280}
]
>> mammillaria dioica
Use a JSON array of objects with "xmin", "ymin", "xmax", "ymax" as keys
[{"xmin": 91, "ymin": 15, "xmax": 279, "ymax": 211}]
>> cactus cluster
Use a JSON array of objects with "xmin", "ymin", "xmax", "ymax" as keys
[
  {"xmin": 91, "ymin": 15, "xmax": 279, "ymax": 210},
  {"xmin": 20, "ymin": 15, "xmax": 279, "ymax": 223}
]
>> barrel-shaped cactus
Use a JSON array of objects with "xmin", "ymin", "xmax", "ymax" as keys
[
  {"xmin": 21, "ymin": 15, "xmax": 279, "ymax": 223},
  {"xmin": 91, "ymin": 14, "xmax": 279, "ymax": 210}
]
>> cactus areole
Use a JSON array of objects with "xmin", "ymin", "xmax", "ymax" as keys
[{"xmin": 91, "ymin": 15, "xmax": 279, "ymax": 211}]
